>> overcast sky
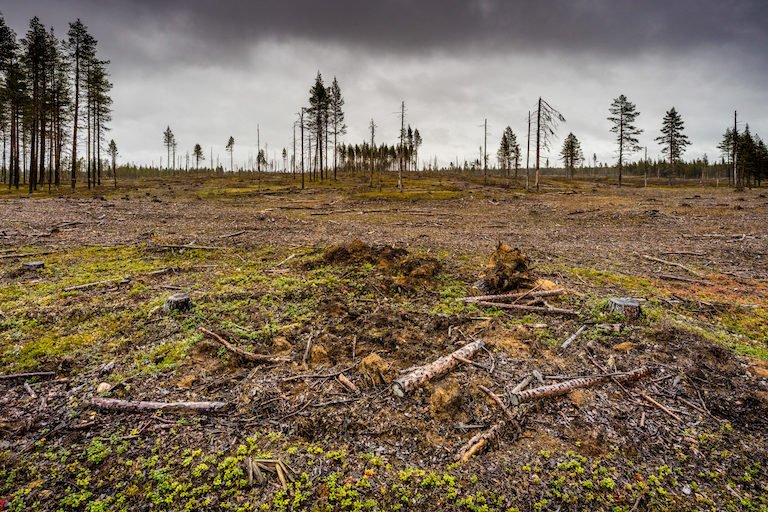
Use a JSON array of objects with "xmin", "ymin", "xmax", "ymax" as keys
[{"xmin": 3, "ymin": 0, "xmax": 767, "ymax": 168}]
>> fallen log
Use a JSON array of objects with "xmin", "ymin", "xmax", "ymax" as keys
[
  {"xmin": 509, "ymin": 367, "xmax": 651, "ymax": 405},
  {"xmin": 474, "ymin": 301, "xmax": 578, "ymax": 316},
  {"xmin": 155, "ymin": 243, "xmax": 225, "ymax": 250},
  {"xmin": 199, "ymin": 327, "xmax": 289, "ymax": 364},
  {"xmin": 392, "ymin": 339, "xmax": 485, "ymax": 397},
  {"xmin": 0, "ymin": 251, "xmax": 56, "ymax": 260},
  {"xmin": 64, "ymin": 277, "xmax": 130, "ymax": 292},
  {"xmin": 456, "ymin": 421, "xmax": 504, "ymax": 462},
  {"xmin": 461, "ymin": 289, "xmax": 564, "ymax": 303},
  {"xmin": 0, "ymin": 371, "xmax": 56, "ymax": 381},
  {"xmin": 90, "ymin": 397, "xmax": 228, "ymax": 413},
  {"xmin": 657, "ymin": 274, "xmax": 710, "ymax": 285}
]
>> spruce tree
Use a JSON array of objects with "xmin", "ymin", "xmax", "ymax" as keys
[
  {"xmin": 655, "ymin": 107, "xmax": 691, "ymax": 172},
  {"xmin": 560, "ymin": 132, "xmax": 583, "ymax": 178}
]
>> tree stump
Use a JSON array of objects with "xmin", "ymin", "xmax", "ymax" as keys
[
  {"xmin": 22, "ymin": 261, "xmax": 45, "ymax": 270},
  {"xmin": 608, "ymin": 298, "xmax": 642, "ymax": 321},
  {"xmin": 164, "ymin": 292, "xmax": 192, "ymax": 313}
]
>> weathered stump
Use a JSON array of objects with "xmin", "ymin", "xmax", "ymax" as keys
[
  {"xmin": 22, "ymin": 261, "xmax": 45, "ymax": 270},
  {"xmin": 609, "ymin": 298, "xmax": 642, "ymax": 321},
  {"xmin": 164, "ymin": 292, "xmax": 192, "ymax": 313}
]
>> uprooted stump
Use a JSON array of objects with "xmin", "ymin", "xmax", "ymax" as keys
[{"xmin": 477, "ymin": 243, "xmax": 533, "ymax": 293}]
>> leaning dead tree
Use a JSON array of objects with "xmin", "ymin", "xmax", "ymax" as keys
[
  {"xmin": 531, "ymin": 97, "xmax": 566, "ymax": 191},
  {"xmin": 392, "ymin": 339, "xmax": 485, "ymax": 397}
]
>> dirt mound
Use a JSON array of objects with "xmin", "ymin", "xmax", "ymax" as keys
[
  {"xmin": 322, "ymin": 240, "xmax": 441, "ymax": 292},
  {"xmin": 477, "ymin": 242, "xmax": 534, "ymax": 293}
]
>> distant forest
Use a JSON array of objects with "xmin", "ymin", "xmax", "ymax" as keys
[{"xmin": 1, "ymin": 14, "xmax": 766, "ymax": 192}]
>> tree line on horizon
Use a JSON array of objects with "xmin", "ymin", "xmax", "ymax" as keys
[{"xmin": 0, "ymin": 13, "xmax": 116, "ymax": 192}]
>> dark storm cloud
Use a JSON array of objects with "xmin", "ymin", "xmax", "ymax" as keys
[{"xmin": 5, "ymin": 1, "xmax": 768, "ymax": 61}]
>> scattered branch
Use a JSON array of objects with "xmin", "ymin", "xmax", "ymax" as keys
[{"xmin": 199, "ymin": 327, "xmax": 288, "ymax": 364}]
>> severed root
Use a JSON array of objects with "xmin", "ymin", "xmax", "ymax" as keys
[
  {"xmin": 392, "ymin": 339, "xmax": 485, "ymax": 397},
  {"xmin": 509, "ymin": 367, "xmax": 651, "ymax": 405},
  {"xmin": 89, "ymin": 397, "xmax": 228, "ymax": 413},
  {"xmin": 199, "ymin": 327, "xmax": 289, "ymax": 364},
  {"xmin": 456, "ymin": 421, "xmax": 505, "ymax": 462}
]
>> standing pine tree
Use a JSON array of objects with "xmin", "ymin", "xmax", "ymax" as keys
[
  {"xmin": 608, "ymin": 94, "xmax": 642, "ymax": 187},
  {"xmin": 413, "ymin": 129, "xmax": 422, "ymax": 171},
  {"xmin": 655, "ymin": 107, "xmax": 691, "ymax": 174},
  {"xmin": 225, "ymin": 136, "xmax": 235, "ymax": 172},
  {"xmin": 67, "ymin": 19, "xmax": 96, "ymax": 190},
  {"xmin": 717, "ymin": 128, "xmax": 735, "ymax": 166},
  {"xmin": 328, "ymin": 76, "xmax": 346, "ymax": 180},
  {"xmin": 307, "ymin": 72, "xmax": 328, "ymax": 181},
  {"xmin": 106, "ymin": 138, "xmax": 117, "ymax": 188},
  {"xmin": 497, "ymin": 130, "xmax": 511, "ymax": 175},
  {"xmin": 193, "ymin": 143, "xmax": 204, "ymax": 169},
  {"xmin": 560, "ymin": 133, "xmax": 583, "ymax": 178},
  {"xmin": 162, "ymin": 126, "xmax": 174, "ymax": 171}
]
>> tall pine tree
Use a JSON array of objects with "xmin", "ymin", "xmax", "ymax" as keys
[{"xmin": 608, "ymin": 94, "xmax": 642, "ymax": 186}]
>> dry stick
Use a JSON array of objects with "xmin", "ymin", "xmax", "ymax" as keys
[
  {"xmin": 478, "ymin": 385, "xmax": 516, "ymax": 422},
  {"xmin": 461, "ymin": 289, "xmax": 564, "ymax": 303},
  {"xmin": 474, "ymin": 301, "xmax": 578, "ymax": 316},
  {"xmin": 90, "ymin": 397, "xmax": 228, "ymax": 413},
  {"xmin": 656, "ymin": 274, "xmax": 710, "ymax": 285},
  {"xmin": 641, "ymin": 254, "xmax": 705, "ymax": 278},
  {"xmin": 511, "ymin": 375, "xmax": 534, "ymax": 394},
  {"xmin": 509, "ymin": 367, "xmax": 651, "ymax": 405},
  {"xmin": 510, "ymin": 283, "xmax": 541, "ymax": 304},
  {"xmin": 302, "ymin": 332, "xmax": 314, "ymax": 367},
  {"xmin": 0, "ymin": 251, "xmax": 56, "ymax": 260},
  {"xmin": 0, "ymin": 371, "xmax": 56, "ymax": 381},
  {"xmin": 64, "ymin": 277, "xmax": 130, "ymax": 292},
  {"xmin": 559, "ymin": 324, "xmax": 587, "ymax": 351},
  {"xmin": 155, "ymin": 243, "xmax": 224, "ymax": 250},
  {"xmin": 392, "ymin": 339, "xmax": 485, "ymax": 397},
  {"xmin": 199, "ymin": 327, "xmax": 288, "ymax": 364},
  {"xmin": 274, "ymin": 253, "xmax": 297, "ymax": 268},
  {"xmin": 456, "ymin": 421, "xmax": 504, "ymax": 462},
  {"xmin": 638, "ymin": 391, "xmax": 683, "ymax": 422}
]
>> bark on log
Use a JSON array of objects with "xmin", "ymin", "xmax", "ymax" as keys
[
  {"xmin": 456, "ymin": 421, "xmax": 504, "ymax": 462},
  {"xmin": 199, "ymin": 327, "xmax": 288, "ymax": 364},
  {"xmin": 392, "ymin": 339, "xmax": 485, "ymax": 397},
  {"xmin": 461, "ymin": 289, "xmax": 565, "ymax": 303},
  {"xmin": 474, "ymin": 301, "xmax": 578, "ymax": 316},
  {"xmin": 508, "ymin": 367, "xmax": 651, "ymax": 405},
  {"xmin": 89, "ymin": 397, "xmax": 228, "ymax": 413}
]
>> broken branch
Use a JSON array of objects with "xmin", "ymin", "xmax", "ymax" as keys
[
  {"xmin": 456, "ymin": 421, "xmax": 504, "ymax": 462},
  {"xmin": 199, "ymin": 327, "xmax": 288, "ymax": 364},
  {"xmin": 474, "ymin": 301, "xmax": 578, "ymax": 316},
  {"xmin": 461, "ymin": 289, "xmax": 564, "ymax": 303}
]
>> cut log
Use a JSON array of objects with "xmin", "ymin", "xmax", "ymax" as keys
[
  {"xmin": 456, "ymin": 421, "xmax": 504, "ymax": 462},
  {"xmin": 392, "ymin": 339, "xmax": 484, "ymax": 397},
  {"xmin": 164, "ymin": 292, "xmax": 192, "ymax": 313},
  {"xmin": 90, "ymin": 397, "xmax": 228, "ymax": 413},
  {"xmin": 608, "ymin": 298, "xmax": 642, "ymax": 321},
  {"xmin": 461, "ymin": 289, "xmax": 565, "ymax": 303},
  {"xmin": 509, "ymin": 367, "xmax": 651, "ymax": 405},
  {"xmin": 474, "ymin": 301, "xmax": 578, "ymax": 316},
  {"xmin": 0, "ymin": 371, "xmax": 56, "ymax": 381},
  {"xmin": 199, "ymin": 327, "xmax": 288, "ymax": 364}
]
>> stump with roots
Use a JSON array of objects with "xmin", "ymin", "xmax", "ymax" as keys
[
  {"xmin": 608, "ymin": 298, "xmax": 642, "ymax": 321},
  {"xmin": 164, "ymin": 292, "xmax": 192, "ymax": 313}
]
